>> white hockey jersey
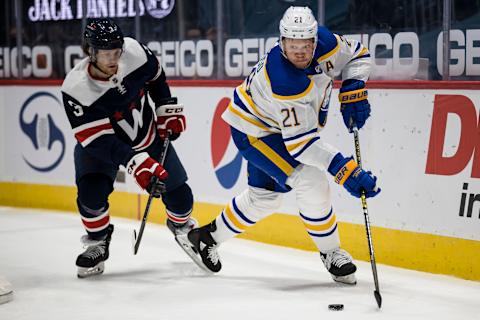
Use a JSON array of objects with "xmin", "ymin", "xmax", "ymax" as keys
[{"xmin": 222, "ymin": 26, "xmax": 371, "ymax": 171}]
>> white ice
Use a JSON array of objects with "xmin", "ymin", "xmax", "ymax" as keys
[{"xmin": 0, "ymin": 206, "xmax": 478, "ymax": 320}]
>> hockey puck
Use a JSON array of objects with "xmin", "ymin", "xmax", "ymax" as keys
[{"xmin": 328, "ymin": 304, "xmax": 344, "ymax": 311}]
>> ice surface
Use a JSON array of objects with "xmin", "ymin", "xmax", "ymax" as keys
[{"xmin": 0, "ymin": 206, "xmax": 478, "ymax": 319}]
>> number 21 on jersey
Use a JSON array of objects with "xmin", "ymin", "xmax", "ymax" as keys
[{"xmin": 281, "ymin": 107, "xmax": 300, "ymax": 127}]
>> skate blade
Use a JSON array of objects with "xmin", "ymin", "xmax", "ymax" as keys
[
  {"xmin": 174, "ymin": 234, "xmax": 214, "ymax": 275},
  {"xmin": 0, "ymin": 291, "xmax": 13, "ymax": 305},
  {"xmin": 77, "ymin": 262, "xmax": 105, "ymax": 278},
  {"xmin": 331, "ymin": 273, "xmax": 357, "ymax": 285}
]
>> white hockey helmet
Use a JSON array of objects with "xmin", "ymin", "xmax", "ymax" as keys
[{"xmin": 279, "ymin": 6, "xmax": 318, "ymax": 52}]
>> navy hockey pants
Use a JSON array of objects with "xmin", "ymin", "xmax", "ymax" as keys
[{"xmin": 74, "ymin": 138, "xmax": 193, "ymax": 239}]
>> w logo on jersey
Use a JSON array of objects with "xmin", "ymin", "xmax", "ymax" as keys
[
  {"xmin": 117, "ymin": 101, "xmax": 145, "ymax": 140},
  {"xmin": 211, "ymin": 98, "xmax": 243, "ymax": 189}
]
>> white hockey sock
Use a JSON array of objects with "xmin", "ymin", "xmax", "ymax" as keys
[
  {"xmin": 211, "ymin": 187, "xmax": 282, "ymax": 243},
  {"xmin": 300, "ymin": 208, "xmax": 341, "ymax": 252}
]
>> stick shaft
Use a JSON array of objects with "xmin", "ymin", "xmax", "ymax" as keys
[
  {"xmin": 352, "ymin": 128, "xmax": 382, "ymax": 308},
  {"xmin": 133, "ymin": 137, "xmax": 170, "ymax": 254}
]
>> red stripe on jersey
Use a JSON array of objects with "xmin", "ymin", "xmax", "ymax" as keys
[
  {"xmin": 82, "ymin": 215, "xmax": 110, "ymax": 229},
  {"xmin": 75, "ymin": 123, "xmax": 113, "ymax": 143},
  {"xmin": 134, "ymin": 120, "xmax": 156, "ymax": 150}
]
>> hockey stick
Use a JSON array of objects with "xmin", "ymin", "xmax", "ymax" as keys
[
  {"xmin": 352, "ymin": 127, "xmax": 382, "ymax": 309},
  {"xmin": 132, "ymin": 137, "xmax": 170, "ymax": 255}
]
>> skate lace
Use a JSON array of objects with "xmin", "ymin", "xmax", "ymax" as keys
[
  {"xmin": 83, "ymin": 245, "xmax": 106, "ymax": 259},
  {"xmin": 207, "ymin": 244, "xmax": 219, "ymax": 265},
  {"xmin": 323, "ymin": 249, "xmax": 352, "ymax": 269}
]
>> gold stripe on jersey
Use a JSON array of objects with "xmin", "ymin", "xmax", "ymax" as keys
[
  {"xmin": 317, "ymin": 34, "xmax": 341, "ymax": 62},
  {"xmin": 237, "ymin": 85, "xmax": 279, "ymax": 127},
  {"xmin": 286, "ymin": 138, "xmax": 311, "ymax": 152},
  {"xmin": 264, "ymin": 66, "xmax": 315, "ymax": 100},
  {"xmin": 228, "ymin": 102, "xmax": 270, "ymax": 130},
  {"xmin": 354, "ymin": 47, "xmax": 369, "ymax": 58},
  {"xmin": 247, "ymin": 135, "xmax": 295, "ymax": 176},
  {"xmin": 303, "ymin": 213, "xmax": 337, "ymax": 232}
]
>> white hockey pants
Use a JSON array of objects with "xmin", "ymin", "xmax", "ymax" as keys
[{"xmin": 211, "ymin": 164, "xmax": 341, "ymax": 252}]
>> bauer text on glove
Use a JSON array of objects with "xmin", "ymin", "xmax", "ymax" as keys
[
  {"xmin": 328, "ymin": 153, "xmax": 380, "ymax": 198},
  {"xmin": 338, "ymin": 79, "xmax": 371, "ymax": 132}
]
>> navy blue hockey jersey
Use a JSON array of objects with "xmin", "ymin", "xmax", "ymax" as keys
[{"xmin": 61, "ymin": 37, "xmax": 167, "ymax": 167}]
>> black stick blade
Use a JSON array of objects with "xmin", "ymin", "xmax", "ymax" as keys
[
  {"xmin": 132, "ymin": 230, "xmax": 138, "ymax": 255},
  {"xmin": 374, "ymin": 290, "xmax": 382, "ymax": 308}
]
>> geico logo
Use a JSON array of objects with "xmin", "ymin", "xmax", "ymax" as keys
[
  {"xmin": 346, "ymin": 30, "xmax": 480, "ymax": 78},
  {"xmin": 0, "ymin": 46, "xmax": 52, "ymax": 78},
  {"xmin": 437, "ymin": 30, "xmax": 480, "ymax": 77},
  {"xmin": 425, "ymin": 94, "xmax": 480, "ymax": 178},
  {"xmin": 146, "ymin": 40, "xmax": 214, "ymax": 77},
  {"xmin": 224, "ymin": 37, "xmax": 279, "ymax": 77}
]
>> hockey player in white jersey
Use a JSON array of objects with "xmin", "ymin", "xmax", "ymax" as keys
[
  {"xmin": 187, "ymin": 6, "xmax": 380, "ymax": 284},
  {"xmin": 61, "ymin": 20, "xmax": 196, "ymax": 278}
]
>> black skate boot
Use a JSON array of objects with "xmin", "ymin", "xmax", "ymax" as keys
[
  {"xmin": 76, "ymin": 224, "xmax": 114, "ymax": 278},
  {"xmin": 187, "ymin": 221, "xmax": 221, "ymax": 273},
  {"xmin": 320, "ymin": 247, "xmax": 357, "ymax": 285}
]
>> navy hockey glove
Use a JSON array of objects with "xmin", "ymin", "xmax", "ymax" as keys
[
  {"xmin": 156, "ymin": 97, "xmax": 186, "ymax": 141},
  {"xmin": 127, "ymin": 152, "xmax": 168, "ymax": 197},
  {"xmin": 339, "ymin": 79, "xmax": 371, "ymax": 132},
  {"xmin": 328, "ymin": 153, "xmax": 380, "ymax": 198}
]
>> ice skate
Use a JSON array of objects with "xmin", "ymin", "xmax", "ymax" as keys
[
  {"xmin": 320, "ymin": 247, "xmax": 357, "ymax": 285},
  {"xmin": 166, "ymin": 217, "xmax": 198, "ymax": 237},
  {"xmin": 186, "ymin": 221, "xmax": 222, "ymax": 273},
  {"xmin": 0, "ymin": 276, "xmax": 13, "ymax": 305},
  {"xmin": 166, "ymin": 217, "xmax": 205, "ymax": 269},
  {"xmin": 167, "ymin": 218, "xmax": 215, "ymax": 273},
  {"xmin": 76, "ymin": 225, "xmax": 114, "ymax": 278}
]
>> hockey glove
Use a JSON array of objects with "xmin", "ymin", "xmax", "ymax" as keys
[
  {"xmin": 127, "ymin": 152, "xmax": 168, "ymax": 197},
  {"xmin": 328, "ymin": 153, "xmax": 380, "ymax": 198},
  {"xmin": 339, "ymin": 79, "xmax": 371, "ymax": 132},
  {"xmin": 155, "ymin": 97, "xmax": 186, "ymax": 141}
]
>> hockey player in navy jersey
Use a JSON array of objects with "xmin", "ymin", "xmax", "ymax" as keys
[
  {"xmin": 187, "ymin": 7, "xmax": 380, "ymax": 284},
  {"xmin": 61, "ymin": 19, "xmax": 195, "ymax": 278}
]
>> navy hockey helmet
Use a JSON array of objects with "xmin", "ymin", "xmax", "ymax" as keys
[{"xmin": 82, "ymin": 19, "xmax": 124, "ymax": 59}]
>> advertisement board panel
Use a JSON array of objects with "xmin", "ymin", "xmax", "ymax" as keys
[{"xmin": 0, "ymin": 85, "xmax": 479, "ymax": 241}]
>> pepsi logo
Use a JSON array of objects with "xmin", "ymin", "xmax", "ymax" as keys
[{"xmin": 210, "ymin": 97, "xmax": 243, "ymax": 189}]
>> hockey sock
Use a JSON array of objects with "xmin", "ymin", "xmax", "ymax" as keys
[{"xmin": 300, "ymin": 207, "xmax": 341, "ymax": 251}]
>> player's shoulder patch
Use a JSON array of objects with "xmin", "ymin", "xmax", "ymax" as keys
[
  {"xmin": 315, "ymin": 26, "xmax": 340, "ymax": 61},
  {"xmin": 265, "ymin": 46, "xmax": 313, "ymax": 100}
]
